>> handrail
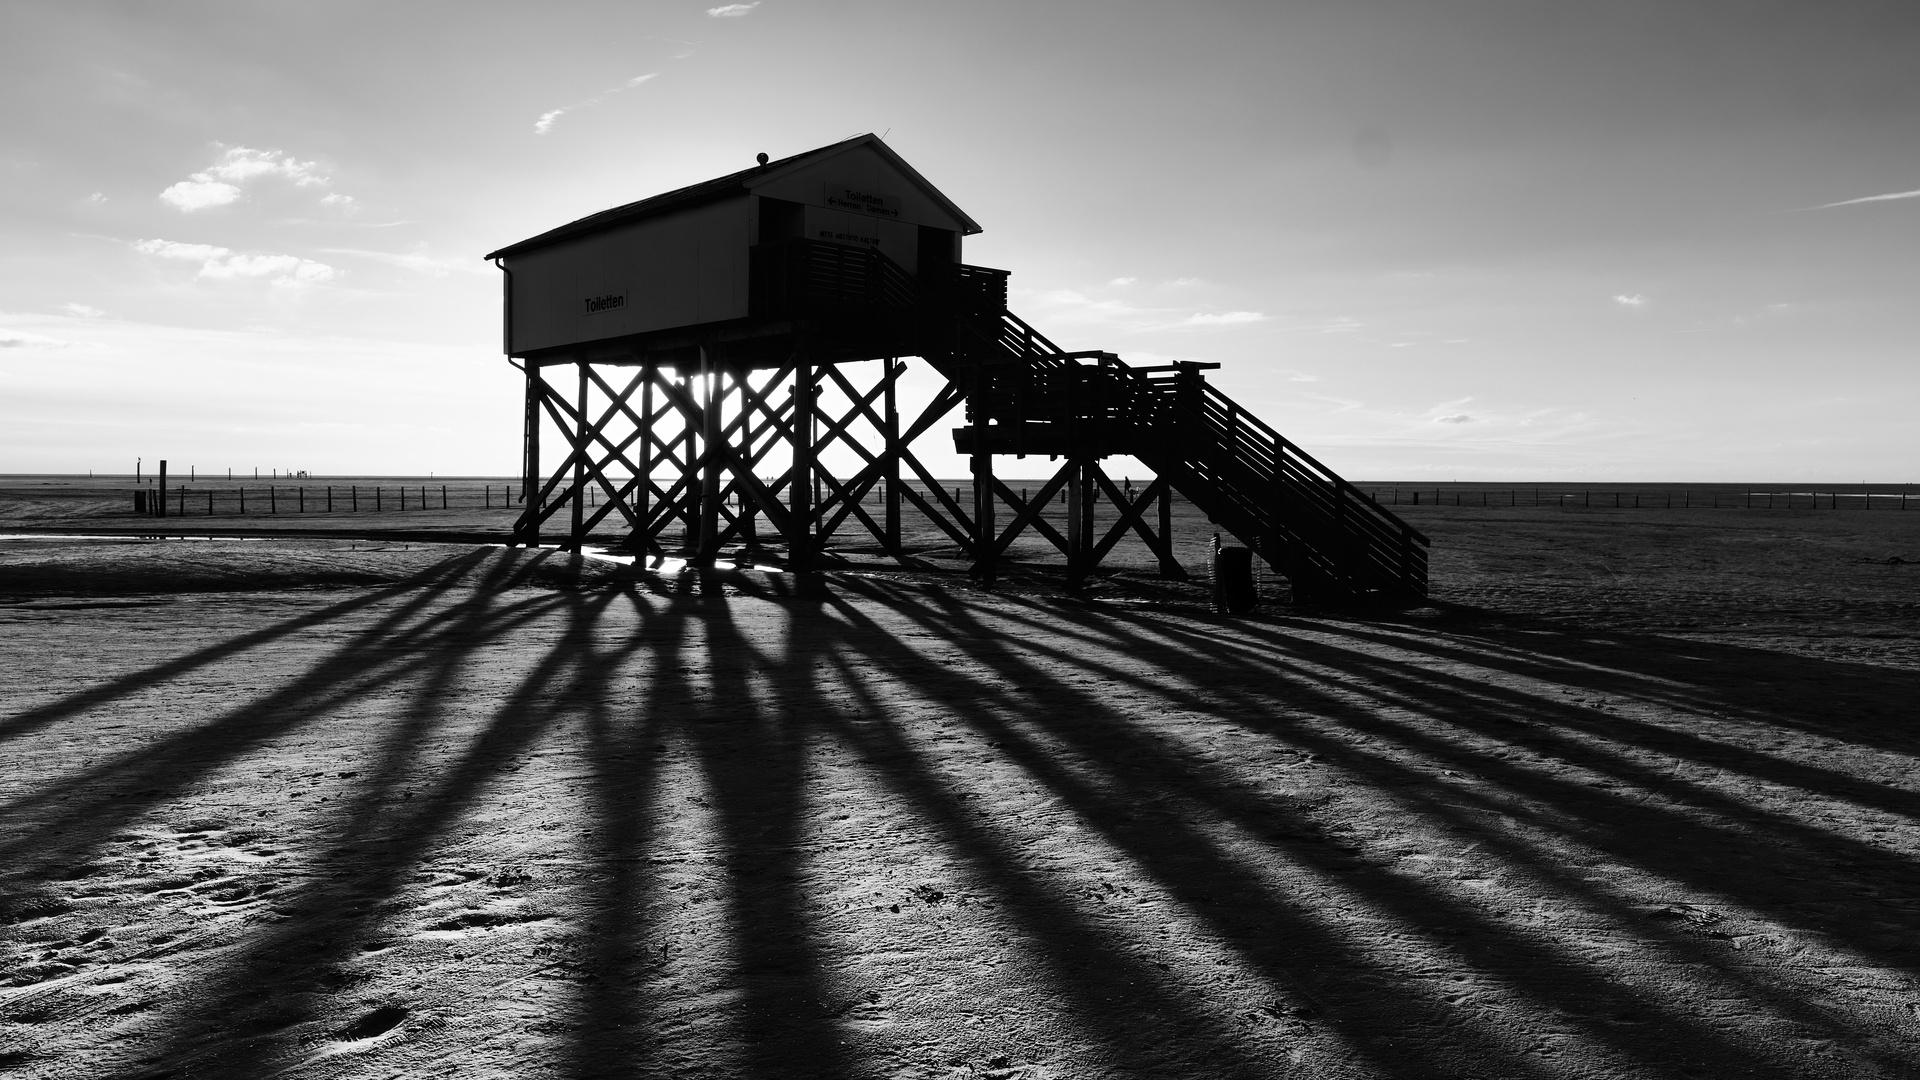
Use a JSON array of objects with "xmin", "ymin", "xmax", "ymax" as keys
[{"xmin": 820, "ymin": 241, "xmax": 1427, "ymax": 594}]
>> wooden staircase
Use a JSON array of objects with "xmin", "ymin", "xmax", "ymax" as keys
[{"xmin": 757, "ymin": 239, "xmax": 1431, "ymax": 598}]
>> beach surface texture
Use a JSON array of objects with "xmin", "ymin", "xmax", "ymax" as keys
[{"xmin": 2, "ymin": 503, "xmax": 1918, "ymax": 1079}]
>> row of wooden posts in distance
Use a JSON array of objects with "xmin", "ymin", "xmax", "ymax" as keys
[
  {"xmin": 128, "ymin": 482, "xmax": 1916, "ymax": 518},
  {"xmin": 131, "ymin": 484, "xmax": 515, "ymax": 518},
  {"xmin": 1375, "ymin": 488, "xmax": 1916, "ymax": 510}
]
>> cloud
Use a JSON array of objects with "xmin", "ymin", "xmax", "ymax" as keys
[
  {"xmin": 159, "ymin": 178, "xmax": 242, "ymax": 211},
  {"xmin": 1811, "ymin": 188, "xmax": 1920, "ymax": 210},
  {"xmin": 0, "ymin": 328, "xmax": 72, "ymax": 348},
  {"xmin": 61, "ymin": 303, "xmax": 105, "ymax": 318},
  {"xmin": 134, "ymin": 239, "xmax": 228, "ymax": 261},
  {"xmin": 1612, "ymin": 293, "xmax": 1648, "ymax": 307},
  {"xmin": 322, "ymin": 248, "xmax": 483, "ymax": 277},
  {"xmin": 1435, "ymin": 414, "xmax": 1476, "ymax": 424},
  {"xmin": 199, "ymin": 254, "xmax": 336, "ymax": 284},
  {"xmin": 159, "ymin": 145, "xmax": 339, "ymax": 211},
  {"xmin": 320, "ymin": 193, "xmax": 358, "ymax": 210},
  {"xmin": 1313, "ymin": 315, "xmax": 1363, "ymax": 335},
  {"xmin": 1108, "ymin": 277, "xmax": 1137, "ymax": 286},
  {"xmin": 85, "ymin": 192, "xmax": 107, "ymax": 205},
  {"xmin": 1185, "ymin": 310, "xmax": 1268, "ymax": 326},
  {"xmin": 133, "ymin": 238, "xmax": 337, "ymax": 285},
  {"xmin": 708, "ymin": 2, "xmax": 759, "ymax": 15},
  {"xmin": 534, "ymin": 73, "xmax": 660, "ymax": 135}
]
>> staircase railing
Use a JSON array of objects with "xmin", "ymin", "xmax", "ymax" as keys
[{"xmin": 764, "ymin": 239, "xmax": 1430, "ymax": 596}]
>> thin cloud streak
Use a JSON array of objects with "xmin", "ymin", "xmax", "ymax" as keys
[
  {"xmin": 0, "ymin": 328, "xmax": 74, "ymax": 349},
  {"xmin": 533, "ymin": 73, "xmax": 659, "ymax": 135},
  {"xmin": 321, "ymin": 249, "xmax": 485, "ymax": 276},
  {"xmin": 1811, "ymin": 188, "xmax": 1920, "ymax": 210}
]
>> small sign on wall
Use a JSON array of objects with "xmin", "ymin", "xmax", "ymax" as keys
[
  {"xmin": 816, "ymin": 228, "xmax": 880, "ymax": 247},
  {"xmin": 824, "ymin": 186, "xmax": 900, "ymax": 219},
  {"xmin": 581, "ymin": 292, "xmax": 628, "ymax": 316}
]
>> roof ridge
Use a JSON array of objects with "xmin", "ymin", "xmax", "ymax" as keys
[{"xmin": 482, "ymin": 134, "xmax": 876, "ymax": 261}]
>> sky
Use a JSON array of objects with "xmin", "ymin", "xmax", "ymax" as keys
[{"xmin": 2, "ymin": 0, "xmax": 1916, "ymax": 481}]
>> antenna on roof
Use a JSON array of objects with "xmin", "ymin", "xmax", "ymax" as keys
[{"xmin": 756, "ymin": 152, "xmax": 768, "ymax": 167}]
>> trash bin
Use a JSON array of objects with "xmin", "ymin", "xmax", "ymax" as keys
[{"xmin": 1212, "ymin": 543, "xmax": 1259, "ymax": 616}]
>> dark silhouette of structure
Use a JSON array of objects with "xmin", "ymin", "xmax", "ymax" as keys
[{"xmin": 486, "ymin": 134, "xmax": 1426, "ymax": 598}]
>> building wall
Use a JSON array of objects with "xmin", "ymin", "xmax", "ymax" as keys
[
  {"xmin": 747, "ymin": 141, "xmax": 974, "ymax": 237},
  {"xmin": 501, "ymin": 142, "xmax": 974, "ymax": 356},
  {"xmin": 505, "ymin": 195, "xmax": 750, "ymax": 355}
]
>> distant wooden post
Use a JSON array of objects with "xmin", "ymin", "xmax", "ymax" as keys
[
  {"xmin": 441, "ymin": 484, "xmax": 447, "ymax": 509},
  {"xmin": 156, "ymin": 460, "xmax": 167, "ymax": 519},
  {"xmin": 298, "ymin": 487, "xmax": 305, "ymax": 513}
]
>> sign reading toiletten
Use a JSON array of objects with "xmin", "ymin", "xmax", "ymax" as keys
[
  {"xmin": 581, "ymin": 292, "xmax": 628, "ymax": 316},
  {"xmin": 824, "ymin": 186, "xmax": 900, "ymax": 219}
]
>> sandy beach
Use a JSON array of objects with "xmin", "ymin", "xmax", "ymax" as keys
[{"xmin": 3, "ymin": 504, "xmax": 1918, "ymax": 1078}]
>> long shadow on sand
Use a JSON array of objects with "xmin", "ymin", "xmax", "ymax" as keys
[{"xmin": 2, "ymin": 555, "xmax": 1916, "ymax": 1079}]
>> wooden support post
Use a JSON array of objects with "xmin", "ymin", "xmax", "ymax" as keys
[
  {"xmin": 884, "ymin": 359, "xmax": 901, "ymax": 554},
  {"xmin": 697, "ymin": 345, "xmax": 723, "ymax": 567},
  {"xmin": 738, "ymin": 368, "xmax": 757, "ymax": 559},
  {"xmin": 157, "ymin": 460, "xmax": 167, "ymax": 519},
  {"xmin": 970, "ymin": 364, "xmax": 996, "ymax": 586},
  {"xmin": 790, "ymin": 359, "xmax": 816, "ymax": 577},
  {"xmin": 1066, "ymin": 460, "xmax": 1085, "ymax": 592},
  {"xmin": 570, "ymin": 361, "xmax": 587, "ymax": 549},
  {"xmin": 1081, "ymin": 463, "xmax": 1096, "ymax": 571},
  {"xmin": 1158, "ymin": 482, "xmax": 1179, "ymax": 577},
  {"xmin": 520, "ymin": 363, "xmax": 540, "ymax": 546},
  {"xmin": 680, "ymin": 369, "xmax": 700, "ymax": 552},
  {"xmin": 635, "ymin": 366, "xmax": 655, "ymax": 550}
]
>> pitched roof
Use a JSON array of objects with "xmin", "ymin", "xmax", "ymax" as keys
[{"xmin": 483, "ymin": 134, "xmax": 981, "ymax": 261}]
